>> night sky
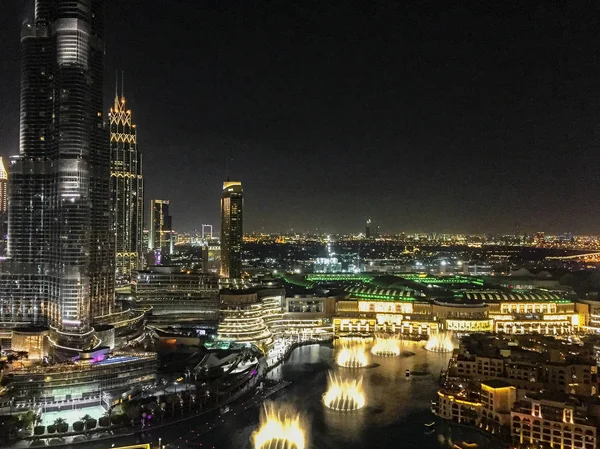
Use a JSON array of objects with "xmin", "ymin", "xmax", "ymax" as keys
[{"xmin": 1, "ymin": 1, "xmax": 600, "ymax": 234}]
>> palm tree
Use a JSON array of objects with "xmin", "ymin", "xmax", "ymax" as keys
[
  {"xmin": 80, "ymin": 414, "xmax": 93, "ymax": 432},
  {"xmin": 53, "ymin": 417, "xmax": 68, "ymax": 433},
  {"xmin": 80, "ymin": 414, "xmax": 92, "ymax": 423}
]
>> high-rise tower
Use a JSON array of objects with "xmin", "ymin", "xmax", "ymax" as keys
[
  {"xmin": 0, "ymin": 158, "xmax": 8, "ymax": 215},
  {"xmin": 0, "ymin": 158, "xmax": 8, "ymax": 257},
  {"xmin": 220, "ymin": 182, "xmax": 243, "ymax": 279},
  {"xmin": 3, "ymin": 0, "xmax": 113, "ymax": 352},
  {"xmin": 110, "ymin": 80, "xmax": 143, "ymax": 285},
  {"xmin": 148, "ymin": 200, "xmax": 173, "ymax": 264}
]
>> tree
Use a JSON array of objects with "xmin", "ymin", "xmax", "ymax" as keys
[
  {"xmin": 98, "ymin": 415, "xmax": 110, "ymax": 427},
  {"xmin": 122, "ymin": 402, "xmax": 141, "ymax": 426},
  {"xmin": 73, "ymin": 421, "xmax": 84, "ymax": 432},
  {"xmin": 0, "ymin": 415, "xmax": 20, "ymax": 441},
  {"xmin": 80, "ymin": 414, "xmax": 93, "ymax": 424},
  {"xmin": 166, "ymin": 394, "xmax": 179, "ymax": 417},
  {"xmin": 53, "ymin": 417, "xmax": 68, "ymax": 433},
  {"xmin": 18, "ymin": 410, "xmax": 37, "ymax": 432}
]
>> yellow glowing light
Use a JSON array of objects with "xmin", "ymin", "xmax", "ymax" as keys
[
  {"xmin": 371, "ymin": 334, "xmax": 401, "ymax": 357},
  {"xmin": 323, "ymin": 372, "xmax": 365, "ymax": 411},
  {"xmin": 253, "ymin": 402, "xmax": 306, "ymax": 449},
  {"xmin": 337, "ymin": 345, "xmax": 368, "ymax": 368},
  {"xmin": 425, "ymin": 331, "xmax": 454, "ymax": 353}
]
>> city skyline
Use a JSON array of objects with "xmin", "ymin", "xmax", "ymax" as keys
[{"xmin": 2, "ymin": 2, "xmax": 600, "ymax": 234}]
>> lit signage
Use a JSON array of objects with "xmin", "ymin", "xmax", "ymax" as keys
[{"xmin": 358, "ymin": 301, "xmax": 413, "ymax": 314}]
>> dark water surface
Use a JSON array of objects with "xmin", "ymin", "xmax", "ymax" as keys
[{"xmin": 168, "ymin": 342, "xmax": 507, "ymax": 449}]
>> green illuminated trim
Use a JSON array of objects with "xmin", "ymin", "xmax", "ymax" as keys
[
  {"xmin": 281, "ymin": 275, "xmax": 315, "ymax": 288},
  {"xmin": 305, "ymin": 274, "xmax": 374, "ymax": 282},
  {"xmin": 401, "ymin": 274, "xmax": 485, "ymax": 286},
  {"xmin": 351, "ymin": 292, "xmax": 415, "ymax": 301}
]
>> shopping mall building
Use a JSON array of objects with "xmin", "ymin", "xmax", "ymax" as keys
[{"xmin": 283, "ymin": 273, "xmax": 585, "ymax": 338}]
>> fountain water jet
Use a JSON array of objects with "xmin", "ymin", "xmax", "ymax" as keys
[
  {"xmin": 336, "ymin": 345, "xmax": 368, "ymax": 368},
  {"xmin": 425, "ymin": 331, "xmax": 454, "ymax": 353},
  {"xmin": 323, "ymin": 373, "xmax": 366, "ymax": 411},
  {"xmin": 371, "ymin": 334, "xmax": 401, "ymax": 357},
  {"xmin": 252, "ymin": 402, "xmax": 306, "ymax": 449}
]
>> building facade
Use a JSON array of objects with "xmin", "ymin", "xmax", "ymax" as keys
[
  {"xmin": 511, "ymin": 394, "xmax": 597, "ymax": 449},
  {"xmin": 0, "ymin": 157, "xmax": 8, "ymax": 256},
  {"xmin": 220, "ymin": 181, "xmax": 243, "ymax": 279},
  {"xmin": 3, "ymin": 349, "xmax": 157, "ymax": 406},
  {"xmin": 110, "ymin": 85, "xmax": 143, "ymax": 286},
  {"xmin": 148, "ymin": 199, "xmax": 173, "ymax": 263},
  {"xmin": 3, "ymin": 0, "xmax": 114, "ymax": 352},
  {"xmin": 131, "ymin": 266, "xmax": 220, "ymax": 322}
]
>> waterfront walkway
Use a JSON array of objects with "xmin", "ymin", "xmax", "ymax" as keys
[
  {"xmin": 8, "ymin": 339, "xmax": 327, "ymax": 449},
  {"xmin": 176, "ymin": 380, "xmax": 291, "ymax": 448}
]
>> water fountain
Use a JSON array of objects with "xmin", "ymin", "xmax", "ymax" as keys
[
  {"xmin": 425, "ymin": 331, "xmax": 454, "ymax": 353},
  {"xmin": 336, "ymin": 345, "xmax": 368, "ymax": 368},
  {"xmin": 323, "ymin": 372, "xmax": 366, "ymax": 411},
  {"xmin": 371, "ymin": 334, "xmax": 401, "ymax": 357},
  {"xmin": 253, "ymin": 402, "xmax": 306, "ymax": 449}
]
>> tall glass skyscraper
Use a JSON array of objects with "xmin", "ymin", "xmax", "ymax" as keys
[
  {"xmin": 110, "ymin": 85, "xmax": 143, "ymax": 285},
  {"xmin": 3, "ymin": 0, "xmax": 114, "ymax": 352},
  {"xmin": 148, "ymin": 199, "xmax": 173, "ymax": 264},
  {"xmin": 220, "ymin": 181, "xmax": 243, "ymax": 279}
]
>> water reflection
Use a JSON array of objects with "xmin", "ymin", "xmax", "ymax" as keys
[{"xmin": 190, "ymin": 341, "xmax": 505, "ymax": 449}]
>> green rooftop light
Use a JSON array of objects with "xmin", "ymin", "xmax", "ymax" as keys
[{"xmin": 351, "ymin": 292, "xmax": 415, "ymax": 302}]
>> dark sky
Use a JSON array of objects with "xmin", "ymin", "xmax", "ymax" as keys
[{"xmin": 2, "ymin": 1, "xmax": 600, "ymax": 234}]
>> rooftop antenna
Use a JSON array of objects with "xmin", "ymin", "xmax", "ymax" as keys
[
  {"xmin": 114, "ymin": 69, "xmax": 118, "ymax": 99},
  {"xmin": 121, "ymin": 70, "xmax": 124, "ymax": 99}
]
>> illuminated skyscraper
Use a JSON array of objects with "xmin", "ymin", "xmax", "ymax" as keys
[
  {"xmin": 0, "ymin": 158, "xmax": 8, "ymax": 256},
  {"xmin": 0, "ymin": 158, "xmax": 7, "ymax": 215},
  {"xmin": 365, "ymin": 218, "xmax": 372, "ymax": 238},
  {"xmin": 148, "ymin": 200, "xmax": 173, "ymax": 263},
  {"xmin": 110, "ymin": 82, "xmax": 143, "ymax": 285},
  {"xmin": 2, "ymin": 0, "xmax": 114, "ymax": 352},
  {"xmin": 220, "ymin": 181, "xmax": 243, "ymax": 279}
]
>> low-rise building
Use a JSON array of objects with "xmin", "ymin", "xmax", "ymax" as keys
[
  {"xmin": 129, "ymin": 267, "xmax": 220, "ymax": 323},
  {"xmin": 511, "ymin": 393, "xmax": 597, "ymax": 449},
  {"xmin": 480, "ymin": 380, "xmax": 516, "ymax": 431},
  {"xmin": 1, "ymin": 348, "xmax": 157, "ymax": 409}
]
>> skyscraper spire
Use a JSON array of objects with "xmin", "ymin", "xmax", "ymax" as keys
[{"xmin": 114, "ymin": 70, "xmax": 120, "ymax": 110}]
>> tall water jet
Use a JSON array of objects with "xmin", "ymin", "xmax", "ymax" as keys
[
  {"xmin": 253, "ymin": 402, "xmax": 306, "ymax": 449},
  {"xmin": 323, "ymin": 373, "xmax": 366, "ymax": 411},
  {"xmin": 371, "ymin": 334, "xmax": 401, "ymax": 357},
  {"xmin": 336, "ymin": 345, "xmax": 368, "ymax": 368},
  {"xmin": 425, "ymin": 331, "xmax": 454, "ymax": 353}
]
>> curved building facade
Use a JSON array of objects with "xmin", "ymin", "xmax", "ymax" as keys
[{"xmin": 217, "ymin": 291, "xmax": 280, "ymax": 351}]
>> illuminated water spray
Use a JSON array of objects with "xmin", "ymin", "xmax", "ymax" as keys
[
  {"xmin": 371, "ymin": 334, "xmax": 401, "ymax": 357},
  {"xmin": 336, "ymin": 345, "xmax": 368, "ymax": 368},
  {"xmin": 323, "ymin": 372, "xmax": 366, "ymax": 411},
  {"xmin": 253, "ymin": 402, "xmax": 306, "ymax": 449},
  {"xmin": 425, "ymin": 331, "xmax": 454, "ymax": 353}
]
